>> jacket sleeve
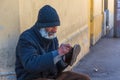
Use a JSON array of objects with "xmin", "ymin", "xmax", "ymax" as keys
[{"xmin": 17, "ymin": 38, "xmax": 56, "ymax": 73}]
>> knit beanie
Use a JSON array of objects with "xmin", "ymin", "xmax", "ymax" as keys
[{"xmin": 37, "ymin": 5, "xmax": 60, "ymax": 28}]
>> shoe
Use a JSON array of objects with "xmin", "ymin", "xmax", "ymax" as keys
[
  {"xmin": 64, "ymin": 44, "xmax": 81, "ymax": 66},
  {"xmin": 70, "ymin": 44, "xmax": 81, "ymax": 66}
]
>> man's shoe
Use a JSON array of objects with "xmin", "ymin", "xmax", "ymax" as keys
[
  {"xmin": 70, "ymin": 44, "xmax": 81, "ymax": 66},
  {"xmin": 65, "ymin": 44, "xmax": 81, "ymax": 66}
]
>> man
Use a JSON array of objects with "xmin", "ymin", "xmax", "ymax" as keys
[{"xmin": 15, "ymin": 5, "xmax": 90, "ymax": 80}]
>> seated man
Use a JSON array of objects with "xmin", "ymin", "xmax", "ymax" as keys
[{"xmin": 15, "ymin": 5, "xmax": 90, "ymax": 80}]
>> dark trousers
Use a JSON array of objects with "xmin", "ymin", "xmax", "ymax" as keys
[{"xmin": 34, "ymin": 71, "xmax": 90, "ymax": 80}]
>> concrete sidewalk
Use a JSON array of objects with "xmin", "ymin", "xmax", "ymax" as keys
[{"xmin": 73, "ymin": 38, "xmax": 120, "ymax": 80}]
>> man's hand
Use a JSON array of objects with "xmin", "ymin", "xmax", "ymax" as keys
[{"xmin": 58, "ymin": 44, "xmax": 72, "ymax": 56}]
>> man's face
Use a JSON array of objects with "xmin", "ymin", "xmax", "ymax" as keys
[
  {"xmin": 45, "ymin": 27, "xmax": 57, "ymax": 36},
  {"xmin": 39, "ymin": 27, "xmax": 57, "ymax": 39}
]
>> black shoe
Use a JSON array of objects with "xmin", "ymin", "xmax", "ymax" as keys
[{"xmin": 65, "ymin": 44, "xmax": 81, "ymax": 66}]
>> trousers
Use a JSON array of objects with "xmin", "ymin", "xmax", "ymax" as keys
[{"xmin": 34, "ymin": 71, "xmax": 90, "ymax": 80}]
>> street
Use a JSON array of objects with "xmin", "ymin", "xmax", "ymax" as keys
[{"xmin": 73, "ymin": 38, "xmax": 120, "ymax": 80}]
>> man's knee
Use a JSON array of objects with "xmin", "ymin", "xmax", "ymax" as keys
[
  {"xmin": 34, "ymin": 78, "xmax": 54, "ymax": 80},
  {"xmin": 56, "ymin": 71, "xmax": 90, "ymax": 80}
]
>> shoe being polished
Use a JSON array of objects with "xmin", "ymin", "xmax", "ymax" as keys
[{"xmin": 65, "ymin": 44, "xmax": 81, "ymax": 66}]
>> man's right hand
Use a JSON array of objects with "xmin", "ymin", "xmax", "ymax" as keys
[{"xmin": 58, "ymin": 44, "xmax": 72, "ymax": 56}]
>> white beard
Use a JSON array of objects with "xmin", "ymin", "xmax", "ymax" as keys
[{"xmin": 39, "ymin": 28, "xmax": 57, "ymax": 39}]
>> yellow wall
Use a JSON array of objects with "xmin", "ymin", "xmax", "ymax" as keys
[
  {"xmin": 0, "ymin": 0, "xmax": 20, "ymax": 72},
  {"xmin": 94, "ymin": 0, "xmax": 103, "ymax": 43},
  {"xmin": 108, "ymin": 0, "xmax": 114, "ymax": 13},
  {"xmin": 90, "ymin": 0, "xmax": 103, "ymax": 45},
  {"xmin": 19, "ymin": 0, "xmax": 89, "ymax": 42}
]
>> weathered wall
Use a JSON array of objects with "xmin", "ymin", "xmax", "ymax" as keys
[
  {"xmin": 0, "ymin": 0, "xmax": 20, "ymax": 80},
  {"xmin": 90, "ymin": 0, "xmax": 103, "ymax": 45},
  {"xmin": 108, "ymin": 0, "xmax": 114, "ymax": 13},
  {"xmin": 19, "ymin": 0, "xmax": 89, "ymax": 42}
]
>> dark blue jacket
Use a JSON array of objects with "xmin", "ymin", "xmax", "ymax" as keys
[{"xmin": 15, "ymin": 25, "xmax": 59, "ymax": 80}]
